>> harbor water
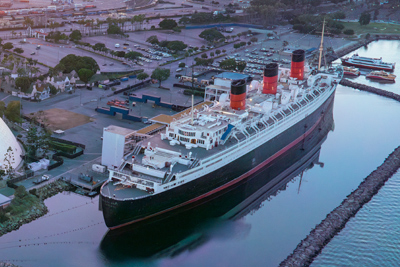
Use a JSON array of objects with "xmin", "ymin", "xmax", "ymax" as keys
[{"xmin": 0, "ymin": 40, "xmax": 400, "ymax": 267}]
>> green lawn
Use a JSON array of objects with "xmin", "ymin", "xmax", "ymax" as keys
[{"xmin": 341, "ymin": 22, "xmax": 400, "ymax": 35}]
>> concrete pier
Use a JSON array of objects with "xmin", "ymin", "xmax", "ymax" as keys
[{"xmin": 279, "ymin": 147, "xmax": 400, "ymax": 267}]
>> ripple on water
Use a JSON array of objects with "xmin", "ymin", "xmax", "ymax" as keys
[{"xmin": 312, "ymin": 171, "xmax": 400, "ymax": 267}]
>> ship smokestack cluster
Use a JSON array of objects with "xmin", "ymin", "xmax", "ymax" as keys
[
  {"xmin": 290, "ymin": 49, "xmax": 305, "ymax": 80},
  {"xmin": 263, "ymin": 63, "xmax": 279, "ymax": 94},
  {"xmin": 230, "ymin": 79, "xmax": 246, "ymax": 110}
]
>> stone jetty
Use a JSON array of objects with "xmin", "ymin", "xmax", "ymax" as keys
[
  {"xmin": 279, "ymin": 147, "xmax": 400, "ymax": 267},
  {"xmin": 340, "ymin": 78, "xmax": 400, "ymax": 102}
]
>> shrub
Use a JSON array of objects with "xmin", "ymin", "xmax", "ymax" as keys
[{"xmin": 343, "ymin": 29, "xmax": 354, "ymax": 35}]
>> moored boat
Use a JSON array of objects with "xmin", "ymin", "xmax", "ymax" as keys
[
  {"xmin": 366, "ymin": 70, "xmax": 396, "ymax": 81},
  {"xmin": 343, "ymin": 66, "xmax": 360, "ymax": 76},
  {"xmin": 341, "ymin": 54, "xmax": 395, "ymax": 71}
]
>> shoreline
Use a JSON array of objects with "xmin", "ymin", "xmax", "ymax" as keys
[{"xmin": 0, "ymin": 180, "xmax": 74, "ymax": 238}]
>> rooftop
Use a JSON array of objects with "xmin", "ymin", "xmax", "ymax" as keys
[
  {"xmin": 214, "ymin": 72, "xmax": 250, "ymax": 80},
  {"xmin": 104, "ymin": 125, "xmax": 135, "ymax": 136}
]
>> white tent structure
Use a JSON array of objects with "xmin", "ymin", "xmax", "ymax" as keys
[{"xmin": 0, "ymin": 118, "xmax": 22, "ymax": 170}]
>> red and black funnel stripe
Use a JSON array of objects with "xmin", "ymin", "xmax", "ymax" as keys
[
  {"xmin": 292, "ymin": 49, "xmax": 305, "ymax": 63},
  {"xmin": 230, "ymin": 79, "xmax": 246, "ymax": 95},
  {"xmin": 264, "ymin": 63, "xmax": 279, "ymax": 77}
]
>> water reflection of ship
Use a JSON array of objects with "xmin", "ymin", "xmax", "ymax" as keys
[{"xmin": 99, "ymin": 103, "xmax": 334, "ymax": 260}]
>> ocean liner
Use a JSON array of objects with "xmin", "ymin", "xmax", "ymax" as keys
[
  {"xmin": 100, "ymin": 32, "xmax": 343, "ymax": 230},
  {"xmin": 100, "ymin": 114, "xmax": 333, "ymax": 258}
]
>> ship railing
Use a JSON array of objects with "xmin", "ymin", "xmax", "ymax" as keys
[
  {"xmin": 199, "ymin": 85, "xmax": 334, "ymax": 166},
  {"xmin": 113, "ymin": 170, "xmax": 161, "ymax": 186}
]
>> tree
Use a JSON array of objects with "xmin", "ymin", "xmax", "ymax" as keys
[
  {"xmin": 250, "ymin": 37, "xmax": 258, "ymax": 43},
  {"xmin": 107, "ymin": 24, "xmax": 124, "ymax": 35},
  {"xmin": 14, "ymin": 185, "xmax": 28, "ymax": 199},
  {"xmin": 15, "ymin": 77, "xmax": 33, "ymax": 93},
  {"xmin": 115, "ymin": 51, "xmax": 125, "ymax": 58},
  {"xmin": 194, "ymin": 57, "xmax": 214, "ymax": 66},
  {"xmin": 49, "ymin": 84, "xmax": 58, "ymax": 95},
  {"xmin": 13, "ymin": 48, "xmax": 24, "ymax": 54},
  {"xmin": 359, "ymin": 12, "xmax": 371, "ymax": 26},
  {"xmin": 179, "ymin": 62, "xmax": 186, "ymax": 68},
  {"xmin": 137, "ymin": 72, "xmax": 149, "ymax": 81},
  {"xmin": 69, "ymin": 30, "xmax": 82, "ymax": 41},
  {"xmin": 146, "ymin": 35, "xmax": 159, "ymax": 44},
  {"xmin": 216, "ymin": 49, "xmax": 221, "ymax": 55},
  {"xmin": 151, "ymin": 68, "xmax": 170, "ymax": 87},
  {"xmin": 237, "ymin": 61, "xmax": 246, "ymax": 72},
  {"xmin": 26, "ymin": 125, "xmax": 50, "ymax": 159},
  {"xmin": 0, "ymin": 101, "xmax": 5, "ymax": 118},
  {"xmin": 78, "ymin": 68, "xmax": 94, "ymax": 84},
  {"xmin": 4, "ymin": 101, "xmax": 21, "ymax": 123},
  {"xmin": 210, "ymin": 52, "xmax": 215, "ymax": 57},
  {"xmin": 167, "ymin": 41, "xmax": 187, "ymax": 51},
  {"xmin": 201, "ymin": 53, "xmax": 208, "ymax": 59},
  {"xmin": 283, "ymin": 40, "xmax": 289, "ymax": 47},
  {"xmin": 159, "ymin": 19, "xmax": 178, "ymax": 30},
  {"xmin": 23, "ymin": 17, "xmax": 34, "ymax": 28},
  {"xmin": 343, "ymin": 29, "xmax": 355, "ymax": 35},
  {"xmin": 93, "ymin": 43, "xmax": 106, "ymax": 52},
  {"xmin": 199, "ymin": 28, "xmax": 224, "ymax": 43},
  {"xmin": 56, "ymin": 54, "xmax": 99, "ymax": 74},
  {"xmin": 125, "ymin": 51, "xmax": 143, "ymax": 60},
  {"xmin": 2, "ymin": 42, "xmax": 13, "ymax": 50},
  {"xmin": 220, "ymin": 58, "xmax": 237, "ymax": 70},
  {"xmin": 179, "ymin": 16, "xmax": 191, "ymax": 25},
  {"xmin": 3, "ymin": 146, "xmax": 15, "ymax": 178}
]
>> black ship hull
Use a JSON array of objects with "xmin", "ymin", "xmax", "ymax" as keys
[{"xmin": 101, "ymin": 93, "xmax": 335, "ymax": 229}]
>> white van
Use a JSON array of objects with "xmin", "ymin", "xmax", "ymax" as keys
[
  {"xmin": 176, "ymin": 68, "xmax": 183, "ymax": 72},
  {"xmin": 115, "ymin": 43, "xmax": 120, "ymax": 48}
]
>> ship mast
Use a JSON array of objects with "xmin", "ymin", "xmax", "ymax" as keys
[
  {"xmin": 191, "ymin": 94, "xmax": 194, "ymax": 125},
  {"xmin": 318, "ymin": 18, "xmax": 326, "ymax": 71}
]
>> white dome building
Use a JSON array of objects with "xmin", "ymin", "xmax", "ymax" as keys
[{"xmin": 0, "ymin": 118, "xmax": 22, "ymax": 170}]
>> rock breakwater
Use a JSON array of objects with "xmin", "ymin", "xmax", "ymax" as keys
[
  {"xmin": 340, "ymin": 79, "xmax": 400, "ymax": 102},
  {"xmin": 279, "ymin": 146, "xmax": 400, "ymax": 267}
]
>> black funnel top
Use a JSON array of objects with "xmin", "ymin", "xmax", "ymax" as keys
[
  {"xmin": 264, "ymin": 63, "xmax": 279, "ymax": 77},
  {"xmin": 231, "ymin": 79, "xmax": 246, "ymax": 95},
  {"xmin": 292, "ymin": 49, "xmax": 305, "ymax": 63}
]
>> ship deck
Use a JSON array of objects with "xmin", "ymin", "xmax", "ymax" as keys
[{"xmin": 102, "ymin": 181, "xmax": 150, "ymax": 199}]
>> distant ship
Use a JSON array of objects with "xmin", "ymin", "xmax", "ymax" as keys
[
  {"xmin": 100, "ymin": 27, "xmax": 343, "ymax": 230},
  {"xmin": 343, "ymin": 66, "xmax": 360, "ymax": 76},
  {"xmin": 341, "ymin": 54, "xmax": 395, "ymax": 71},
  {"xmin": 366, "ymin": 70, "xmax": 396, "ymax": 81}
]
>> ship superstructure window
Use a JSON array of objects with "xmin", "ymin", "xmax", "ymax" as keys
[
  {"xmin": 180, "ymin": 137, "xmax": 190, "ymax": 142},
  {"xmin": 178, "ymin": 130, "xmax": 196, "ymax": 137},
  {"xmin": 169, "ymin": 133, "xmax": 175, "ymax": 138},
  {"xmin": 198, "ymin": 139, "xmax": 205, "ymax": 144}
]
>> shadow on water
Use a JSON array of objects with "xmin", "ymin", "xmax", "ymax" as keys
[{"xmin": 99, "ymin": 104, "xmax": 335, "ymax": 262}]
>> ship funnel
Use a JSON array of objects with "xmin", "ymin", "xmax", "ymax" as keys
[
  {"xmin": 290, "ymin": 49, "xmax": 305, "ymax": 80},
  {"xmin": 230, "ymin": 79, "xmax": 246, "ymax": 110},
  {"xmin": 263, "ymin": 63, "xmax": 279, "ymax": 94}
]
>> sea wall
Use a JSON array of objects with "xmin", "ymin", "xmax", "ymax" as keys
[
  {"xmin": 279, "ymin": 146, "xmax": 400, "ymax": 267},
  {"xmin": 340, "ymin": 78, "xmax": 400, "ymax": 102}
]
